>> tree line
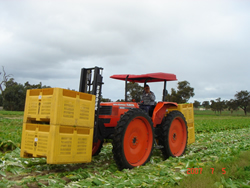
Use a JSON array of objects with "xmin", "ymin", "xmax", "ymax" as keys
[
  {"xmin": 0, "ymin": 66, "xmax": 195, "ymax": 111},
  {"xmin": 111, "ymin": 81, "xmax": 250, "ymax": 116},
  {"xmin": 0, "ymin": 67, "xmax": 50, "ymax": 111},
  {"xmin": 193, "ymin": 90, "xmax": 250, "ymax": 115},
  {"xmin": 1, "ymin": 67, "xmax": 249, "ymax": 115}
]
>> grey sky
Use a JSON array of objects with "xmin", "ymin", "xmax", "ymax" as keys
[{"xmin": 1, "ymin": 0, "xmax": 250, "ymax": 103}]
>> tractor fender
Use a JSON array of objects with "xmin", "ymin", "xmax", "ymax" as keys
[{"xmin": 152, "ymin": 102, "xmax": 178, "ymax": 127}]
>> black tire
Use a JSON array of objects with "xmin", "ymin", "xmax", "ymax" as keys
[
  {"xmin": 159, "ymin": 111, "xmax": 188, "ymax": 160},
  {"xmin": 112, "ymin": 108, "xmax": 154, "ymax": 170},
  {"xmin": 92, "ymin": 139, "xmax": 104, "ymax": 156}
]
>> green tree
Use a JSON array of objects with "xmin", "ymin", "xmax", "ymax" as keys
[
  {"xmin": 126, "ymin": 82, "xmax": 144, "ymax": 102},
  {"xmin": 3, "ymin": 84, "xmax": 26, "ymax": 111},
  {"xmin": 226, "ymin": 99, "xmax": 238, "ymax": 114},
  {"xmin": 3, "ymin": 79, "xmax": 51, "ymax": 111},
  {"xmin": 234, "ymin": 90, "xmax": 250, "ymax": 115},
  {"xmin": 116, "ymin": 99, "xmax": 125, "ymax": 102},
  {"xmin": 202, "ymin": 101, "xmax": 210, "ymax": 110},
  {"xmin": 210, "ymin": 100, "xmax": 217, "ymax": 113},
  {"xmin": 101, "ymin": 97, "xmax": 111, "ymax": 102},
  {"xmin": 193, "ymin": 100, "xmax": 200, "ymax": 108},
  {"xmin": 210, "ymin": 98, "xmax": 226, "ymax": 114},
  {"xmin": 216, "ymin": 98, "xmax": 225, "ymax": 114},
  {"xmin": 3, "ymin": 79, "xmax": 25, "ymax": 111},
  {"xmin": 166, "ymin": 88, "xmax": 177, "ymax": 102},
  {"xmin": 167, "ymin": 81, "xmax": 195, "ymax": 103},
  {"xmin": 24, "ymin": 81, "xmax": 41, "ymax": 89},
  {"xmin": 24, "ymin": 81, "xmax": 50, "ymax": 89}
]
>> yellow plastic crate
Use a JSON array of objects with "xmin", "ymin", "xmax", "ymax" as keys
[
  {"xmin": 167, "ymin": 103, "xmax": 195, "ymax": 145},
  {"xmin": 187, "ymin": 122, "xmax": 195, "ymax": 145},
  {"xmin": 177, "ymin": 103, "xmax": 194, "ymax": 124},
  {"xmin": 20, "ymin": 123, "xmax": 93, "ymax": 164},
  {"xmin": 23, "ymin": 88, "xmax": 96, "ymax": 128}
]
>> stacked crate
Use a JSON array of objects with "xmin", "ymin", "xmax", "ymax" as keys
[{"xmin": 20, "ymin": 88, "xmax": 96, "ymax": 164}]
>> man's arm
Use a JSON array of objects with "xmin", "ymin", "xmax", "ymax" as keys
[
  {"xmin": 141, "ymin": 92, "xmax": 145, "ymax": 103},
  {"xmin": 150, "ymin": 92, "xmax": 156, "ymax": 101}
]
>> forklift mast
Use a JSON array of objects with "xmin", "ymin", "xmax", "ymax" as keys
[{"xmin": 79, "ymin": 66, "xmax": 104, "ymax": 142}]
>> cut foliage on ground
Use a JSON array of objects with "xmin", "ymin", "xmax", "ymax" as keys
[
  {"xmin": 0, "ymin": 110, "xmax": 250, "ymax": 187},
  {"xmin": 176, "ymin": 150, "xmax": 250, "ymax": 188}
]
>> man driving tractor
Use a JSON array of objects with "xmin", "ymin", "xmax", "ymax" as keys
[
  {"xmin": 141, "ymin": 84, "xmax": 156, "ymax": 105},
  {"xmin": 140, "ymin": 84, "xmax": 156, "ymax": 116}
]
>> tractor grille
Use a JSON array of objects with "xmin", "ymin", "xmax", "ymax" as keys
[{"xmin": 99, "ymin": 106, "xmax": 112, "ymax": 115}]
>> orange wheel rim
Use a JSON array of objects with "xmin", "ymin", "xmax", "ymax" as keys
[
  {"xmin": 168, "ymin": 117, "xmax": 187, "ymax": 156},
  {"xmin": 123, "ymin": 117, "xmax": 153, "ymax": 166}
]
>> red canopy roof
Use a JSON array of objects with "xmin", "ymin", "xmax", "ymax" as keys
[{"xmin": 110, "ymin": 72, "xmax": 177, "ymax": 83}]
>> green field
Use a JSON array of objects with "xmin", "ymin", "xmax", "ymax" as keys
[{"xmin": 0, "ymin": 110, "xmax": 250, "ymax": 187}]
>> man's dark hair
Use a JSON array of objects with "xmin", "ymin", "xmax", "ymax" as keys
[{"xmin": 144, "ymin": 84, "xmax": 149, "ymax": 88}]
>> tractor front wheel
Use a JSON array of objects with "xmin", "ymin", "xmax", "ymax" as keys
[
  {"xmin": 112, "ymin": 108, "xmax": 154, "ymax": 170},
  {"xmin": 159, "ymin": 111, "xmax": 188, "ymax": 159}
]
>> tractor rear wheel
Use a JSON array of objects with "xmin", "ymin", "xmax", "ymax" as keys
[
  {"xmin": 112, "ymin": 108, "xmax": 154, "ymax": 170},
  {"xmin": 92, "ymin": 139, "xmax": 103, "ymax": 156},
  {"xmin": 159, "ymin": 111, "xmax": 188, "ymax": 159}
]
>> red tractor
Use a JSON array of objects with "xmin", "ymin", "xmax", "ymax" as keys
[{"xmin": 79, "ymin": 67, "xmax": 195, "ymax": 170}]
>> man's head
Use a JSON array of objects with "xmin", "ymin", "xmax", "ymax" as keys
[{"xmin": 144, "ymin": 84, "xmax": 150, "ymax": 93}]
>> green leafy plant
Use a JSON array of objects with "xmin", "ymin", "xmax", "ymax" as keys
[{"xmin": 0, "ymin": 112, "xmax": 250, "ymax": 187}]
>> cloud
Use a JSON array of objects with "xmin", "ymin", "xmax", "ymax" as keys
[{"xmin": 0, "ymin": 0, "xmax": 250, "ymax": 102}]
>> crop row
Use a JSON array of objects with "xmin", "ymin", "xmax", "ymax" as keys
[{"xmin": 0, "ymin": 126, "xmax": 249, "ymax": 187}]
